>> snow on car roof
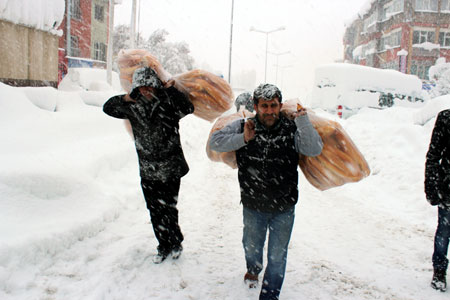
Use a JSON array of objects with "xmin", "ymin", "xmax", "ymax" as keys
[{"xmin": 314, "ymin": 63, "xmax": 422, "ymax": 96}]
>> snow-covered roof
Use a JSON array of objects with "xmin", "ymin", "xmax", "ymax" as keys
[
  {"xmin": 345, "ymin": 0, "xmax": 374, "ymax": 26},
  {"xmin": 0, "ymin": 0, "xmax": 65, "ymax": 35}
]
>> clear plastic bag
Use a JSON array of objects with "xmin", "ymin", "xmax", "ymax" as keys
[
  {"xmin": 174, "ymin": 70, "xmax": 233, "ymax": 122},
  {"xmin": 206, "ymin": 109, "xmax": 254, "ymax": 169},
  {"xmin": 207, "ymin": 99, "xmax": 370, "ymax": 190},
  {"xmin": 118, "ymin": 49, "xmax": 233, "ymax": 122}
]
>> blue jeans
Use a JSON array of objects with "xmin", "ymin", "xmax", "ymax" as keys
[
  {"xmin": 243, "ymin": 206, "xmax": 295, "ymax": 300},
  {"xmin": 433, "ymin": 207, "xmax": 450, "ymax": 271}
]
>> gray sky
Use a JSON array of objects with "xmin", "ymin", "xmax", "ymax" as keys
[{"xmin": 114, "ymin": 0, "xmax": 367, "ymax": 99}]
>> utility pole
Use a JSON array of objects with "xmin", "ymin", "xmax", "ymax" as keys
[
  {"xmin": 227, "ymin": 0, "xmax": 234, "ymax": 84},
  {"xmin": 66, "ymin": 0, "xmax": 71, "ymax": 56},
  {"xmin": 130, "ymin": 0, "xmax": 137, "ymax": 48},
  {"xmin": 106, "ymin": 0, "xmax": 114, "ymax": 85}
]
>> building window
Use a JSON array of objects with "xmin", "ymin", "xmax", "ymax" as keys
[
  {"xmin": 380, "ymin": 30, "xmax": 402, "ymax": 51},
  {"xmin": 382, "ymin": 0, "xmax": 404, "ymax": 20},
  {"xmin": 410, "ymin": 63, "xmax": 431, "ymax": 79},
  {"xmin": 70, "ymin": 35, "xmax": 80, "ymax": 57},
  {"xmin": 362, "ymin": 40, "xmax": 377, "ymax": 58},
  {"xmin": 70, "ymin": 0, "xmax": 81, "ymax": 20},
  {"xmin": 442, "ymin": 0, "xmax": 450, "ymax": 11},
  {"xmin": 415, "ymin": 0, "xmax": 438, "ymax": 12},
  {"xmin": 94, "ymin": 42, "xmax": 107, "ymax": 61},
  {"xmin": 439, "ymin": 31, "xmax": 450, "ymax": 47},
  {"xmin": 413, "ymin": 30, "xmax": 435, "ymax": 44},
  {"xmin": 95, "ymin": 4, "xmax": 104, "ymax": 22},
  {"xmin": 363, "ymin": 13, "xmax": 378, "ymax": 33},
  {"xmin": 381, "ymin": 61, "xmax": 399, "ymax": 71}
]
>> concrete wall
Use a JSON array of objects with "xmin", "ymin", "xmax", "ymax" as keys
[{"xmin": 0, "ymin": 20, "xmax": 58, "ymax": 87}]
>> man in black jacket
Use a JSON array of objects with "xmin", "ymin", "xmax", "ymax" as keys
[
  {"xmin": 425, "ymin": 109, "xmax": 450, "ymax": 292},
  {"xmin": 210, "ymin": 83, "xmax": 323, "ymax": 300},
  {"xmin": 103, "ymin": 67, "xmax": 194, "ymax": 264}
]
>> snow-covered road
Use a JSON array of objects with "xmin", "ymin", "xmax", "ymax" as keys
[{"xmin": 0, "ymin": 84, "xmax": 448, "ymax": 299}]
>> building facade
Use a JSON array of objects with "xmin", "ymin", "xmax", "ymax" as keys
[
  {"xmin": 344, "ymin": 0, "xmax": 450, "ymax": 81},
  {"xmin": 0, "ymin": 0, "xmax": 64, "ymax": 88},
  {"xmin": 0, "ymin": 20, "xmax": 60, "ymax": 87},
  {"xmin": 58, "ymin": 0, "xmax": 110, "ymax": 83}
]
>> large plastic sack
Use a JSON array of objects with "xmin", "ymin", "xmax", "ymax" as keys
[
  {"xmin": 174, "ymin": 70, "xmax": 234, "ymax": 122},
  {"xmin": 117, "ymin": 49, "xmax": 171, "ymax": 93},
  {"xmin": 117, "ymin": 49, "xmax": 233, "ymax": 122},
  {"xmin": 281, "ymin": 99, "xmax": 370, "ymax": 191},
  {"xmin": 207, "ymin": 99, "xmax": 370, "ymax": 190},
  {"xmin": 206, "ymin": 109, "xmax": 254, "ymax": 169}
]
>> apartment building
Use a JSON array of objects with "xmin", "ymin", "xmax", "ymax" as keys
[
  {"xmin": 58, "ymin": 0, "xmax": 111, "ymax": 82},
  {"xmin": 344, "ymin": 0, "xmax": 450, "ymax": 81}
]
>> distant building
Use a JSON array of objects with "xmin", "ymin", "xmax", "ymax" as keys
[
  {"xmin": 58, "ymin": 0, "xmax": 112, "ymax": 83},
  {"xmin": 344, "ymin": 0, "xmax": 450, "ymax": 81},
  {"xmin": 0, "ymin": 0, "xmax": 65, "ymax": 87}
]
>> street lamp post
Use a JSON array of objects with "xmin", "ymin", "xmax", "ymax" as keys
[
  {"xmin": 269, "ymin": 51, "xmax": 290, "ymax": 85},
  {"xmin": 228, "ymin": 0, "xmax": 235, "ymax": 84},
  {"xmin": 250, "ymin": 26, "xmax": 286, "ymax": 83}
]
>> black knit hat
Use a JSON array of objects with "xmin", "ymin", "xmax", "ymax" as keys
[{"xmin": 130, "ymin": 67, "xmax": 163, "ymax": 99}]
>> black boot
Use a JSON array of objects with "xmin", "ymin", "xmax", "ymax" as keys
[
  {"xmin": 152, "ymin": 247, "xmax": 171, "ymax": 264},
  {"xmin": 171, "ymin": 245, "xmax": 183, "ymax": 260},
  {"xmin": 431, "ymin": 269, "xmax": 447, "ymax": 292}
]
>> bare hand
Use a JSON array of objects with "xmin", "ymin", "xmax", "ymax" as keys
[
  {"xmin": 123, "ymin": 93, "xmax": 136, "ymax": 103},
  {"xmin": 164, "ymin": 79, "xmax": 175, "ymax": 89},
  {"xmin": 292, "ymin": 108, "xmax": 307, "ymax": 118},
  {"xmin": 244, "ymin": 119, "xmax": 256, "ymax": 143}
]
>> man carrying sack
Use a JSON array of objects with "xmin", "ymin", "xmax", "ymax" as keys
[
  {"xmin": 103, "ymin": 67, "xmax": 194, "ymax": 264},
  {"xmin": 209, "ymin": 83, "xmax": 323, "ymax": 300}
]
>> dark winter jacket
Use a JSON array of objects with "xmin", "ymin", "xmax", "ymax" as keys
[
  {"xmin": 425, "ymin": 109, "xmax": 450, "ymax": 209},
  {"xmin": 210, "ymin": 114, "xmax": 323, "ymax": 213},
  {"xmin": 103, "ymin": 87, "xmax": 194, "ymax": 181}
]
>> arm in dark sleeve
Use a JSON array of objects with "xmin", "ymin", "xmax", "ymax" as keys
[
  {"xmin": 166, "ymin": 86, "xmax": 194, "ymax": 118},
  {"xmin": 425, "ymin": 111, "xmax": 449, "ymax": 205},
  {"xmin": 103, "ymin": 95, "xmax": 133, "ymax": 119}
]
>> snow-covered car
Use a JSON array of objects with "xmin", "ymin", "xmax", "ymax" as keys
[
  {"xmin": 58, "ymin": 68, "xmax": 122, "ymax": 92},
  {"xmin": 310, "ymin": 63, "xmax": 425, "ymax": 118}
]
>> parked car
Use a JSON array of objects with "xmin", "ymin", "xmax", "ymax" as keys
[{"xmin": 310, "ymin": 63, "xmax": 425, "ymax": 118}]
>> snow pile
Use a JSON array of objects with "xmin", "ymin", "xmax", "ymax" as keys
[
  {"xmin": 311, "ymin": 63, "xmax": 423, "ymax": 109},
  {"xmin": 0, "ymin": 0, "xmax": 65, "ymax": 35},
  {"xmin": 0, "ymin": 80, "xmax": 449, "ymax": 299},
  {"xmin": 397, "ymin": 49, "xmax": 408, "ymax": 56},
  {"xmin": 0, "ymin": 82, "xmax": 133, "ymax": 255},
  {"xmin": 413, "ymin": 95, "xmax": 450, "ymax": 125},
  {"xmin": 413, "ymin": 42, "xmax": 441, "ymax": 51},
  {"xmin": 58, "ymin": 68, "xmax": 123, "ymax": 93},
  {"xmin": 429, "ymin": 58, "xmax": 450, "ymax": 81},
  {"xmin": 58, "ymin": 68, "xmax": 124, "ymax": 107}
]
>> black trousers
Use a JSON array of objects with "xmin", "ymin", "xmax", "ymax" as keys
[{"xmin": 141, "ymin": 178, "xmax": 184, "ymax": 253}]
